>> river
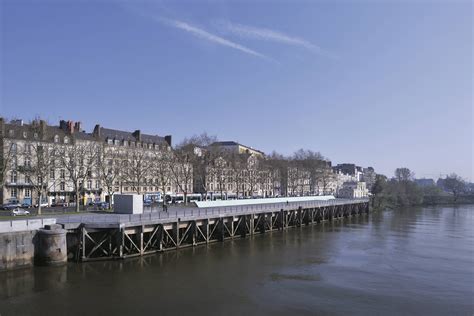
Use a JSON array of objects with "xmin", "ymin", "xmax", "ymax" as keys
[{"xmin": 1, "ymin": 205, "xmax": 473, "ymax": 315}]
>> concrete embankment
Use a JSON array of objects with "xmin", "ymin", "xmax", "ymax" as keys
[{"xmin": 0, "ymin": 219, "xmax": 67, "ymax": 271}]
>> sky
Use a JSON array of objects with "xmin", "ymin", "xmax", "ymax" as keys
[{"xmin": 1, "ymin": 0, "xmax": 472, "ymax": 181}]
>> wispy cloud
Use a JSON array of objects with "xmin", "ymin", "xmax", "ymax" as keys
[
  {"xmin": 158, "ymin": 18, "xmax": 275, "ymax": 62},
  {"xmin": 218, "ymin": 21, "xmax": 334, "ymax": 59}
]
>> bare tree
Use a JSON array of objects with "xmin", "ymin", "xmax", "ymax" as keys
[
  {"xmin": 244, "ymin": 155, "xmax": 259, "ymax": 197},
  {"xmin": 17, "ymin": 143, "xmax": 57, "ymax": 215},
  {"xmin": 151, "ymin": 149, "xmax": 173, "ymax": 209},
  {"xmin": 395, "ymin": 168, "xmax": 414, "ymax": 182},
  {"xmin": 123, "ymin": 147, "xmax": 151, "ymax": 195},
  {"xmin": 96, "ymin": 145, "xmax": 121, "ymax": 209},
  {"xmin": 229, "ymin": 153, "xmax": 246, "ymax": 199},
  {"xmin": 181, "ymin": 133, "xmax": 219, "ymax": 200},
  {"xmin": 0, "ymin": 142, "xmax": 15, "ymax": 196},
  {"xmin": 170, "ymin": 142, "xmax": 194, "ymax": 205},
  {"xmin": 266, "ymin": 152, "xmax": 287, "ymax": 197},
  {"xmin": 257, "ymin": 157, "xmax": 272, "ymax": 198},
  {"xmin": 57, "ymin": 142, "xmax": 98, "ymax": 212},
  {"xmin": 213, "ymin": 156, "xmax": 228, "ymax": 199},
  {"xmin": 443, "ymin": 173, "xmax": 466, "ymax": 202}
]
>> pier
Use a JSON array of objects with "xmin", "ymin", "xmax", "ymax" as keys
[{"xmin": 58, "ymin": 197, "xmax": 370, "ymax": 262}]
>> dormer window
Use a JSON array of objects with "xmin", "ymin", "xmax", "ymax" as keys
[
  {"xmin": 64, "ymin": 136, "xmax": 69, "ymax": 144},
  {"xmin": 107, "ymin": 138, "xmax": 113, "ymax": 145},
  {"xmin": 114, "ymin": 139, "xmax": 120, "ymax": 145},
  {"xmin": 33, "ymin": 132, "xmax": 38, "ymax": 139},
  {"xmin": 123, "ymin": 140, "xmax": 128, "ymax": 146},
  {"xmin": 22, "ymin": 131, "xmax": 27, "ymax": 138},
  {"xmin": 8, "ymin": 130, "xmax": 14, "ymax": 137},
  {"xmin": 54, "ymin": 135, "xmax": 59, "ymax": 143}
]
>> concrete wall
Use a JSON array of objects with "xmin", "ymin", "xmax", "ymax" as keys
[
  {"xmin": 0, "ymin": 218, "xmax": 57, "ymax": 271},
  {"xmin": 0, "ymin": 218, "xmax": 56, "ymax": 233},
  {"xmin": 0, "ymin": 230, "xmax": 36, "ymax": 270}
]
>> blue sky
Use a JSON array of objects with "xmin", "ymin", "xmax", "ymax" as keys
[{"xmin": 1, "ymin": 0, "xmax": 472, "ymax": 181}]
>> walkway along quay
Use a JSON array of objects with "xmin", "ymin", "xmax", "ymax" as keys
[{"xmin": 58, "ymin": 197, "xmax": 370, "ymax": 262}]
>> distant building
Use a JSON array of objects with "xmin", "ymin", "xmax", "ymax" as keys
[
  {"xmin": 415, "ymin": 178, "xmax": 435, "ymax": 187},
  {"xmin": 210, "ymin": 141, "xmax": 265, "ymax": 158},
  {"xmin": 333, "ymin": 163, "xmax": 363, "ymax": 181},
  {"xmin": 338, "ymin": 181, "xmax": 369, "ymax": 199}
]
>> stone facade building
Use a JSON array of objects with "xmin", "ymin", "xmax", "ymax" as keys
[
  {"xmin": 337, "ymin": 181, "xmax": 369, "ymax": 198},
  {"xmin": 0, "ymin": 118, "xmax": 176, "ymax": 206}
]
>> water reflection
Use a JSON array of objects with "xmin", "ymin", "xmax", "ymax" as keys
[{"xmin": 0, "ymin": 206, "xmax": 473, "ymax": 316}]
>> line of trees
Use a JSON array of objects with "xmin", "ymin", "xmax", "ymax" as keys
[
  {"xmin": 371, "ymin": 168, "xmax": 470, "ymax": 209},
  {"xmin": 8, "ymin": 131, "xmax": 341, "ymax": 211}
]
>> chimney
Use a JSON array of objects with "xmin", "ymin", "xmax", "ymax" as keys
[
  {"xmin": 39, "ymin": 120, "xmax": 47, "ymax": 140},
  {"xmin": 132, "ymin": 130, "xmax": 141, "ymax": 142},
  {"xmin": 93, "ymin": 124, "xmax": 101, "ymax": 138},
  {"xmin": 164, "ymin": 135, "xmax": 172, "ymax": 147},
  {"xmin": 67, "ymin": 120, "xmax": 74, "ymax": 134},
  {"xmin": 74, "ymin": 121, "xmax": 82, "ymax": 133}
]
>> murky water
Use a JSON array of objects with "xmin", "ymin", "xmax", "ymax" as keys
[{"xmin": 1, "ymin": 205, "xmax": 473, "ymax": 315}]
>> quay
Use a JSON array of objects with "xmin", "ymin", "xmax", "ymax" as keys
[{"xmin": 57, "ymin": 197, "xmax": 370, "ymax": 262}]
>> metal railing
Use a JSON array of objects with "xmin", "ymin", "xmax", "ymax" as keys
[{"xmin": 57, "ymin": 198, "xmax": 369, "ymax": 226}]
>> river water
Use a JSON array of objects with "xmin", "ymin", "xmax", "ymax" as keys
[{"xmin": 1, "ymin": 205, "xmax": 473, "ymax": 315}]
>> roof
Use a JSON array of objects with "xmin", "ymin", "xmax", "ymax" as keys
[
  {"xmin": 98, "ymin": 127, "xmax": 166, "ymax": 144},
  {"xmin": 195, "ymin": 195, "xmax": 336, "ymax": 208},
  {"xmin": 2, "ymin": 120, "xmax": 95, "ymax": 143},
  {"xmin": 211, "ymin": 141, "xmax": 265, "ymax": 155}
]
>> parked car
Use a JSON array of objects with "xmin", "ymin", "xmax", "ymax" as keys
[
  {"xmin": 21, "ymin": 202, "xmax": 32, "ymax": 209},
  {"xmin": 2, "ymin": 200, "xmax": 21, "ymax": 210},
  {"xmin": 96, "ymin": 202, "xmax": 110, "ymax": 210},
  {"xmin": 52, "ymin": 201, "xmax": 68, "ymax": 207},
  {"xmin": 34, "ymin": 202, "xmax": 49, "ymax": 208},
  {"xmin": 143, "ymin": 199, "xmax": 152, "ymax": 207},
  {"xmin": 11, "ymin": 208, "xmax": 30, "ymax": 216}
]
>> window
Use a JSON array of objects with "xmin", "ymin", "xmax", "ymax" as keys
[
  {"xmin": 25, "ymin": 157, "xmax": 31, "ymax": 168},
  {"xmin": 114, "ymin": 139, "xmax": 120, "ymax": 145},
  {"xmin": 54, "ymin": 135, "xmax": 59, "ymax": 143},
  {"xmin": 9, "ymin": 130, "xmax": 14, "ymax": 137},
  {"xmin": 50, "ymin": 168, "xmax": 55, "ymax": 179},
  {"xmin": 10, "ymin": 171, "xmax": 17, "ymax": 183},
  {"xmin": 87, "ymin": 180, "xmax": 92, "ymax": 189},
  {"xmin": 107, "ymin": 138, "xmax": 113, "ymax": 145},
  {"xmin": 123, "ymin": 140, "xmax": 128, "ymax": 146},
  {"xmin": 60, "ymin": 182, "xmax": 65, "ymax": 191},
  {"xmin": 26, "ymin": 176, "xmax": 31, "ymax": 184},
  {"xmin": 95, "ymin": 181, "xmax": 99, "ymax": 189},
  {"xmin": 60, "ymin": 169, "xmax": 65, "ymax": 179},
  {"xmin": 33, "ymin": 132, "xmax": 38, "ymax": 139},
  {"xmin": 11, "ymin": 143, "xmax": 17, "ymax": 153},
  {"xmin": 11, "ymin": 188, "xmax": 17, "ymax": 198},
  {"xmin": 64, "ymin": 136, "xmax": 69, "ymax": 144},
  {"xmin": 25, "ymin": 188, "xmax": 31, "ymax": 197},
  {"xmin": 23, "ymin": 131, "xmax": 27, "ymax": 138}
]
